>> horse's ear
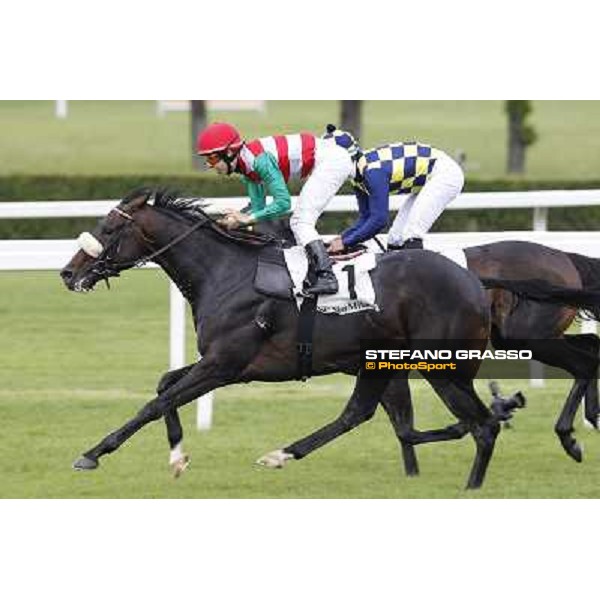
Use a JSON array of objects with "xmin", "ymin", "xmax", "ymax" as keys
[
  {"xmin": 126, "ymin": 188, "xmax": 153, "ymax": 210},
  {"xmin": 123, "ymin": 186, "xmax": 151, "ymax": 201}
]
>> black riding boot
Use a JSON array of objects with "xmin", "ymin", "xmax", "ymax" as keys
[
  {"xmin": 303, "ymin": 240, "xmax": 339, "ymax": 295},
  {"xmin": 387, "ymin": 237, "xmax": 424, "ymax": 251}
]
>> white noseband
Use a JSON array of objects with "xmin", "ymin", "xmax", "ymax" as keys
[{"xmin": 77, "ymin": 232, "xmax": 104, "ymax": 258}]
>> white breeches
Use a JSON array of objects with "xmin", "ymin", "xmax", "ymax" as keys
[
  {"xmin": 290, "ymin": 140, "xmax": 354, "ymax": 246},
  {"xmin": 387, "ymin": 152, "xmax": 464, "ymax": 246}
]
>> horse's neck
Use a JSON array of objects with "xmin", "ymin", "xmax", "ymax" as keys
[{"xmin": 148, "ymin": 216, "xmax": 257, "ymax": 312}]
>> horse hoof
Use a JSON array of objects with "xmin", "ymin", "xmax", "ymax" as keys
[
  {"xmin": 561, "ymin": 439, "xmax": 583, "ymax": 463},
  {"xmin": 256, "ymin": 449, "xmax": 294, "ymax": 469},
  {"xmin": 73, "ymin": 455, "xmax": 99, "ymax": 470},
  {"xmin": 466, "ymin": 482, "xmax": 483, "ymax": 491},
  {"xmin": 171, "ymin": 455, "xmax": 190, "ymax": 478},
  {"xmin": 569, "ymin": 443, "xmax": 583, "ymax": 463}
]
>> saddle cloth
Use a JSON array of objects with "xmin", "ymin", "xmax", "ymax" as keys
[
  {"xmin": 253, "ymin": 245, "xmax": 378, "ymax": 315},
  {"xmin": 284, "ymin": 246, "xmax": 378, "ymax": 315},
  {"xmin": 253, "ymin": 241, "xmax": 467, "ymax": 313}
]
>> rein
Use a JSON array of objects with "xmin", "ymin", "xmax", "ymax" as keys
[
  {"xmin": 129, "ymin": 218, "xmax": 207, "ymax": 268},
  {"xmin": 91, "ymin": 208, "xmax": 210, "ymax": 284},
  {"xmin": 87, "ymin": 200, "xmax": 279, "ymax": 288}
]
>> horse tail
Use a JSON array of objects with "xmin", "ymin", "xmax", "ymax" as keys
[
  {"xmin": 479, "ymin": 276, "xmax": 600, "ymax": 320},
  {"xmin": 567, "ymin": 252, "xmax": 600, "ymax": 288},
  {"xmin": 567, "ymin": 253, "xmax": 600, "ymax": 320}
]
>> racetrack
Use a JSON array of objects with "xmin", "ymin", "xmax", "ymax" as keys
[{"xmin": 2, "ymin": 270, "xmax": 600, "ymax": 498}]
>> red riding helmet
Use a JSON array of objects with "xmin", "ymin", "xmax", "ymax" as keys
[{"xmin": 196, "ymin": 123, "xmax": 243, "ymax": 155}]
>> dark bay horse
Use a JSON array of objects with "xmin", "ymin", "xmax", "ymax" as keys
[
  {"xmin": 257, "ymin": 219, "xmax": 600, "ymax": 474},
  {"xmin": 61, "ymin": 188, "xmax": 503, "ymax": 489},
  {"xmin": 470, "ymin": 242, "xmax": 600, "ymax": 459},
  {"xmin": 61, "ymin": 188, "xmax": 600, "ymax": 488}
]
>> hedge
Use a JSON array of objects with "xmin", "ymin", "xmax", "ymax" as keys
[{"xmin": 2, "ymin": 175, "xmax": 600, "ymax": 239}]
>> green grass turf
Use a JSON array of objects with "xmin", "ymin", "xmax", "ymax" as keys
[
  {"xmin": 1, "ymin": 100, "xmax": 600, "ymax": 180},
  {"xmin": 1, "ymin": 270, "xmax": 600, "ymax": 498}
]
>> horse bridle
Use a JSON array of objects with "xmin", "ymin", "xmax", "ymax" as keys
[
  {"xmin": 85, "ymin": 200, "xmax": 279, "ymax": 287},
  {"xmin": 88, "ymin": 206, "xmax": 209, "ymax": 286}
]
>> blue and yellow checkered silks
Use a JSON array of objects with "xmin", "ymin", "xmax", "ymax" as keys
[
  {"xmin": 353, "ymin": 142, "xmax": 441, "ymax": 194},
  {"xmin": 322, "ymin": 124, "xmax": 361, "ymax": 158}
]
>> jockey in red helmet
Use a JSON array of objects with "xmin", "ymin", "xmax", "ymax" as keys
[
  {"xmin": 196, "ymin": 122, "xmax": 355, "ymax": 296},
  {"xmin": 196, "ymin": 123, "xmax": 244, "ymax": 176}
]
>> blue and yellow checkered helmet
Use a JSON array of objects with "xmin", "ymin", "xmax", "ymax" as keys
[{"xmin": 322, "ymin": 124, "xmax": 362, "ymax": 159}]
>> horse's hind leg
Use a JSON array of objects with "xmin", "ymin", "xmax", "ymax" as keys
[
  {"xmin": 493, "ymin": 316, "xmax": 599, "ymax": 458},
  {"xmin": 584, "ymin": 377, "xmax": 599, "ymax": 428},
  {"xmin": 257, "ymin": 371, "xmax": 390, "ymax": 468},
  {"xmin": 554, "ymin": 380, "xmax": 588, "ymax": 462},
  {"xmin": 467, "ymin": 418, "xmax": 501, "ymax": 490},
  {"xmin": 425, "ymin": 377, "xmax": 500, "ymax": 490},
  {"xmin": 380, "ymin": 375, "xmax": 478, "ymax": 478},
  {"xmin": 565, "ymin": 333, "xmax": 600, "ymax": 428},
  {"xmin": 157, "ymin": 365, "xmax": 195, "ymax": 477},
  {"xmin": 380, "ymin": 375, "xmax": 419, "ymax": 476},
  {"xmin": 525, "ymin": 336, "xmax": 599, "ymax": 460}
]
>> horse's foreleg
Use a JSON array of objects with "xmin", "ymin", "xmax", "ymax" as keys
[
  {"xmin": 257, "ymin": 372, "xmax": 390, "ymax": 468},
  {"xmin": 157, "ymin": 365, "xmax": 195, "ymax": 477},
  {"xmin": 73, "ymin": 358, "xmax": 228, "ymax": 471},
  {"xmin": 164, "ymin": 410, "xmax": 189, "ymax": 478}
]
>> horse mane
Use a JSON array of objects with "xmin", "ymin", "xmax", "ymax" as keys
[{"xmin": 126, "ymin": 187, "xmax": 279, "ymax": 248}]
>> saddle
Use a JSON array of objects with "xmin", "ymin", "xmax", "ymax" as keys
[
  {"xmin": 254, "ymin": 245, "xmax": 293, "ymax": 300},
  {"xmin": 254, "ymin": 244, "xmax": 369, "ymax": 300}
]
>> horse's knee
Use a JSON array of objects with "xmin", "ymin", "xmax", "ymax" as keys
[
  {"xmin": 157, "ymin": 372, "xmax": 175, "ymax": 395},
  {"xmin": 340, "ymin": 404, "xmax": 377, "ymax": 429},
  {"xmin": 156, "ymin": 367, "xmax": 190, "ymax": 395},
  {"xmin": 137, "ymin": 400, "xmax": 164, "ymax": 423}
]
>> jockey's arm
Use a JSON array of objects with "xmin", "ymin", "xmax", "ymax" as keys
[
  {"xmin": 341, "ymin": 169, "xmax": 389, "ymax": 246},
  {"xmin": 242, "ymin": 181, "xmax": 266, "ymax": 213},
  {"xmin": 245, "ymin": 153, "xmax": 291, "ymax": 222},
  {"xmin": 340, "ymin": 188, "xmax": 370, "ymax": 244}
]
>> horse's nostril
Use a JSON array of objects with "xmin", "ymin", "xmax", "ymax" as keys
[{"xmin": 60, "ymin": 268, "xmax": 73, "ymax": 282}]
